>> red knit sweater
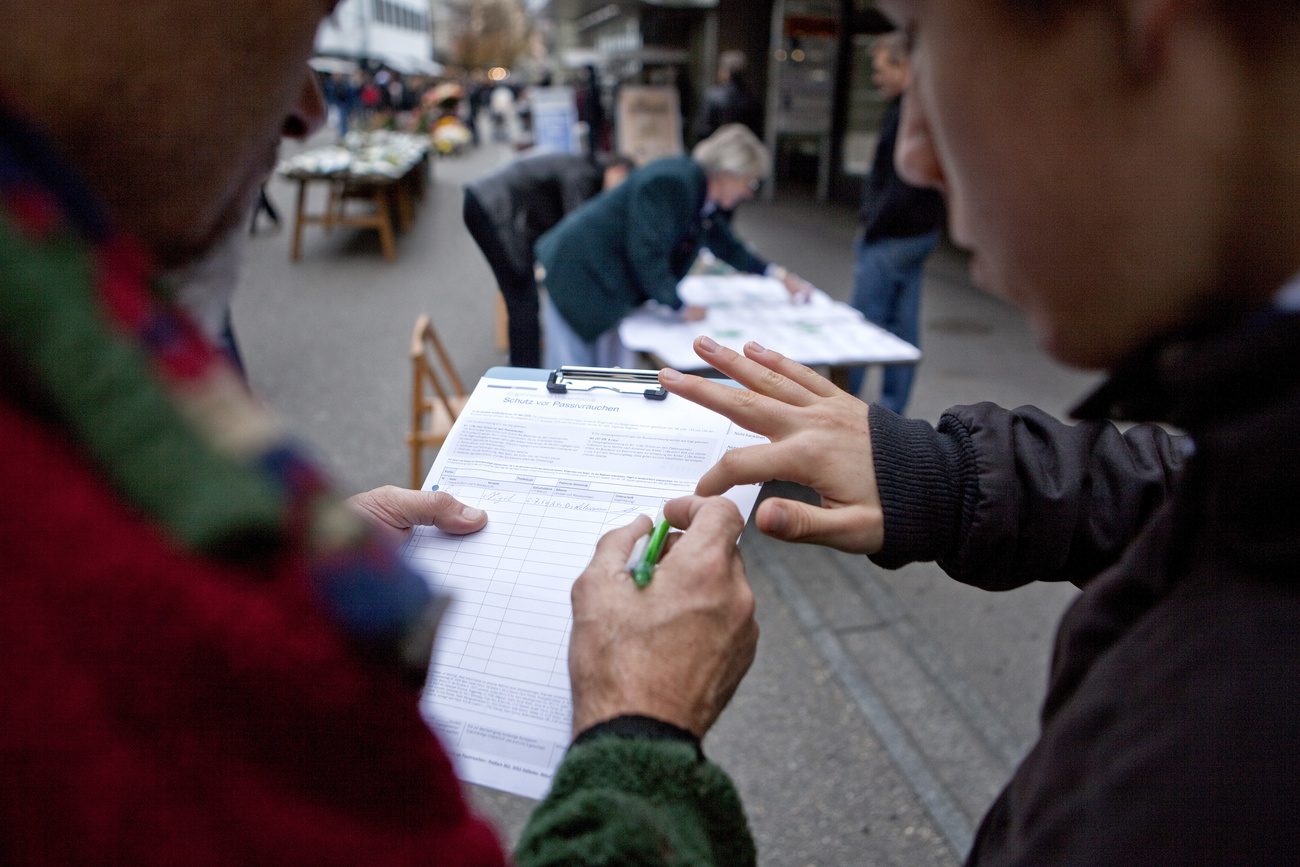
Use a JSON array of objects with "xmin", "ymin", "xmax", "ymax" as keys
[{"xmin": 0, "ymin": 394, "xmax": 508, "ymax": 865}]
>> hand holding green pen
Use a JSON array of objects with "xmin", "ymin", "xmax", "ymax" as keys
[
  {"xmin": 626, "ymin": 508, "xmax": 671, "ymax": 588},
  {"xmin": 569, "ymin": 496, "xmax": 757, "ymax": 739}
]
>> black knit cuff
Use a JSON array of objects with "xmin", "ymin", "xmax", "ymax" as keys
[
  {"xmin": 572, "ymin": 715, "xmax": 704, "ymax": 762},
  {"xmin": 868, "ymin": 406, "xmax": 976, "ymax": 569}
]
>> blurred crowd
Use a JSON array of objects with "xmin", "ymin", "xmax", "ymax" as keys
[{"xmin": 315, "ymin": 65, "xmax": 603, "ymax": 157}]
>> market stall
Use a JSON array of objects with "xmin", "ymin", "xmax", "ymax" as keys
[{"xmin": 277, "ymin": 130, "xmax": 430, "ymax": 261}]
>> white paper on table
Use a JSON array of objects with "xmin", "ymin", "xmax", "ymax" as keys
[
  {"xmin": 621, "ymin": 275, "xmax": 922, "ymax": 371},
  {"xmin": 676, "ymin": 273, "xmax": 796, "ymax": 306},
  {"xmin": 403, "ymin": 375, "xmax": 763, "ymax": 799}
]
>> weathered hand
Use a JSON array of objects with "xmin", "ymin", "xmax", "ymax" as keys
[
  {"xmin": 659, "ymin": 337, "xmax": 884, "ymax": 553},
  {"xmin": 346, "ymin": 485, "xmax": 487, "ymax": 544},
  {"xmin": 568, "ymin": 496, "xmax": 757, "ymax": 740}
]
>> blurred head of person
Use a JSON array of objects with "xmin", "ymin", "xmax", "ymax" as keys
[
  {"xmin": 871, "ymin": 32, "xmax": 909, "ymax": 100},
  {"xmin": 883, "ymin": 0, "xmax": 1300, "ymax": 369},
  {"xmin": 693, "ymin": 123, "xmax": 771, "ymax": 210},
  {"xmin": 717, "ymin": 50, "xmax": 748, "ymax": 85},
  {"xmin": 0, "ymin": 0, "xmax": 334, "ymax": 271}
]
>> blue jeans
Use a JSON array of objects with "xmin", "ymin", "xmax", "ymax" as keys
[
  {"xmin": 541, "ymin": 293, "xmax": 635, "ymax": 370},
  {"xmin": 847, "ymin": 230, "xmax": 940, "ymax": 414}
]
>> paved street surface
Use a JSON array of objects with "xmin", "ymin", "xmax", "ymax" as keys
[{"xmin": 237, "ymin": 132, "xmax": 1102, "ymax": 865}]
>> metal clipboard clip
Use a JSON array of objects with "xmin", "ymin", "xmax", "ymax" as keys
[{"xmin": 546, "ymin": 366, "xmax": 668, "ymax": 400}]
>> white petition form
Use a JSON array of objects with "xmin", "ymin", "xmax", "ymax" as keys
[{"xmin": 403, "ymin": 373, "xmax": 763, "ymax": 799}]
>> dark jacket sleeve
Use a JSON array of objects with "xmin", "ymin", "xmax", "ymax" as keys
[
  {"xmin": 700, "ymin": 215, "xmax": 767, "ymax": 276},
  {"xmin": 859, "ymin": 99, "xmax": 945, "ymax": 242},
  {"xmin": 868, "ymin": 403, "xmax": 1186, "ymax": 590},
  {"xmin": 516, "ymin": 737, "xmax": 755, "ymax": 867},
  {"xmin": 464, "ymin": 175, "xmax": 532, "ymax": 278},
  {"xmin": 555, "ymin": 161, "xmax": 603, "ymax": 215}
]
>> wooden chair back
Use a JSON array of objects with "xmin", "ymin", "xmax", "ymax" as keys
[{"xmin": 406, "ymin": 314, "xmax": 470, "ymax": 488}]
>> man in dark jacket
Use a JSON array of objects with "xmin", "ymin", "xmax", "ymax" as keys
[
  {"xmin": 846, "ymin": 31, "xmax": 945, "ymax": 413},
  {"xmin": 464, "ymin": 152, "xmax": 632, "ymax": 367},
  {"xmin": 653, "ymin": 0, "xmax": 1300, "ymax": 862},
  {"xmin": 695, "ymin": 50, "xmax": 761, "ymax": 142}
]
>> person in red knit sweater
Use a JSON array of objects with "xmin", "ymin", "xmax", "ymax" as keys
[{"xmin": 0, "ymin": 1, "xmax": 760, "ymax": 864}]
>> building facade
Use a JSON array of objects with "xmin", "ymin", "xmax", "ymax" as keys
[
  {"xmin": 538, "ymin": 0, "xmax": 893, "ymax": 203},
  {"xmin": 316, "ymin": 0, "xmax": 441, "ymax": 74}
]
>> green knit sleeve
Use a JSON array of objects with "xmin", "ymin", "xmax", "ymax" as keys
[{"xmin": 515, "ymin": 737, "xmax": 756, "ymax": 867}]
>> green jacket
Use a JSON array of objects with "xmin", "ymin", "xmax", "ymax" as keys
[
  {"xmin": 517, "ymin": 735, "xmax": 757, "ymax": 867},
  {"xmin": 534, "ymin": 156, "xmax": 768, "ymax": 342}
]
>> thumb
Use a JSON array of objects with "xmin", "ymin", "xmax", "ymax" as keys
[
  {"xmin": 756, "ymin": 498, "xmax": 883, "ymax": 555},
  {"xmin": 348, "ymin": 486, "xmax": 487, "ymax": 537},
  {"xmin": 408, "ymin": 490, "xmax": 489, "ymax": 535}
]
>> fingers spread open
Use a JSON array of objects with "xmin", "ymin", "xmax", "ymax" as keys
[
  {"xmin": 694, "ymin": 440, "xmax": 820, "ymax": 497},
  {"xmin": 660, "ymin": 369, "xmax": 798, "ymax": 439},
  {"xmin": 741, "ymin": 341, "xmax": 842, "ymax": 399},
  {"xmin": 756, "ymin": 498, "xmax": 883, "ymax": 554},
  {"xmin": 690, "ymin": 337, "xmax": 825, "ymax": 405}
]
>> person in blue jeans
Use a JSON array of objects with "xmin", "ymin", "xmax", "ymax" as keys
[{"xmin": 846, "ymin": 31, "xmax": 945, "ymax": 414}]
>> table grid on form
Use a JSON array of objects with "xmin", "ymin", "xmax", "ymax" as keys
[{"xmin": 406, "ymin": 467, "xmax": 674, "ymax": 689}]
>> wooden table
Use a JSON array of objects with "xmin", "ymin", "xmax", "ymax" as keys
[{"xmin": 279, "ymin": 136, "xmax": 430, "ymax": 262}]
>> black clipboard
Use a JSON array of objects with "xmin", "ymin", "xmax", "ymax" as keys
[{"xmin": 545, "ymin": 366, "xmax": 667, "ymax": 400}]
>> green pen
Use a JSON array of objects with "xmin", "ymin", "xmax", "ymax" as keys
[{"xmin": 627, "ymin": 508, "xmax": 671, "ymax": 588}]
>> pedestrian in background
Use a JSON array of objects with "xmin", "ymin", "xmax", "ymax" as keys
[
  {"xmin": 845, "ymin": 31, "xmax": 945, "ymax": 415},
  {"xmin": 577, "ymin": 64, "xmax": 605, "ymax": 155},
  {"xmin": 696, "ymin": 50, "xmax": 761, "ymax": 142},
  {"xmin": 490, "ymin": 82, "xmax": 514, "ymax": 143},
  {"xmin": 466, "ymin": 70, "xmax": 488, "ymax": 146},
  {"xmin": 358, "ymin": 71, "xmax": 382, "ymax": 126},
  {"xmin": 329, "ymin": 72, "xmax": 351, "ymax": 138}
]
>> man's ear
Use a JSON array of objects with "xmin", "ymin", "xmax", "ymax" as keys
[{"xmin": 1119, "ymin": 0, "xmax": 1187, "ymax": 81}]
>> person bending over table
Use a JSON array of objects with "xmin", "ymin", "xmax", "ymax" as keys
[
  {"xmin": 655, "ymin": 0, "xmax": 1300, "ymax": 861},
  {"xmin": 534, "ymin": 123, "xmax": 813, "ymax": 370},
  {"xmin": 464, "ymin": 151, "xmax": 634, "ymax": 368}
]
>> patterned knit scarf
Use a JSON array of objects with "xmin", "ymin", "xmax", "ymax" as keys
[{"xmin": 0, "ymin": 104, "xmax": 439, "ymax": 676}]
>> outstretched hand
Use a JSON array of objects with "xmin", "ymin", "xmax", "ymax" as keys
[
  {"xmin": 568, "ymin": 496, "xmax": 757, "ymax": 740},
  {"xmin": 347, "ymin": 485, "xmax": 488, "ymax": 544},
  {"xmin": 658, "ymin": 337, "xmax": 884, "ymax": 554}
]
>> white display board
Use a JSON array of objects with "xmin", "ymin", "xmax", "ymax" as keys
[
  {"xmin": 529, "ymin": 86, "xmax": 580, "ymax": 155},
  {"xmin": 615, "ymin": 85, "xmax": 683, "ymax": 166}
]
